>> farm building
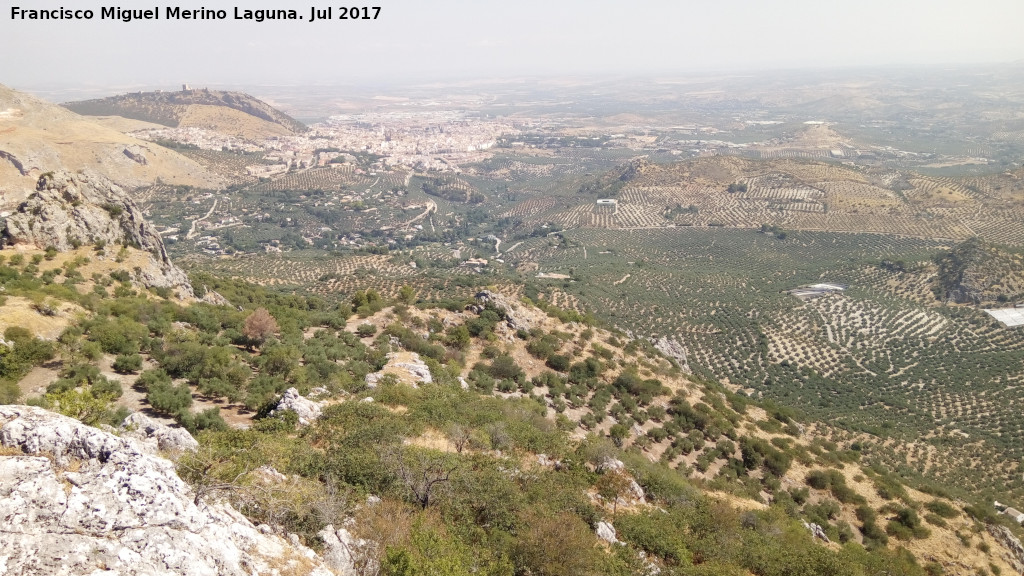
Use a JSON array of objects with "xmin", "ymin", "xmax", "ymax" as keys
[
  {"xmin": 594, "ymin": 198, "xmax": 618, "ymax": 215},
  {"xmin": 984, "ymin": 307, "xmax": 1024, "ymax": 328},
  {"xmin": 1003, "ymin": 507, "xmax": 1024, "ymax": 524},
  {"xmin": 784, "ymin": 283, "xmax": 848, "ymax": 300}
]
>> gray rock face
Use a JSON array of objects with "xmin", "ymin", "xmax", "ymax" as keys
[
  {"xmin": 0, "ymin": 405, "xmax": 336, "ymax": 575},
  {"xmin": 1, "ymin": 170, "xmax": 193, "ymax": 298},
  {"xmin": 802, "ymin": 521, "xmax": 831, "ymax": 543},
  {"xmin": 597, "ymin": 457, "xmax": 625, "ymax": 473},
  {"xmin": 392, "ymin": 356, "xmax": 432, "ymax": 386},
  {"xmin": 472, "ymin": 290, "xmax": 533, "ymax": 332},
  {"xmin": 988, "ymin": 524, "xmax": 1024, "ymax": 575},
  {"xmin": 596, "ymin": 520, "xmax": 619, "ymax": 544},
  {"xmin": 119, "ymin": 411, "xmax": 198, "ymax": 454},
  {"xmin": 270, "ymin": 387, "xmax": 323, "ymax": 425},
  {"xmin": 653, "ymin": 336, "xmax": 691, "ymax": 374},
  {"xmin": 319, "ymin": 525, "xmax": 376, "ymax": 576},
  {"xmin": 123, "ymin": 145, "xmax": 148, "ymax": 165},
  {"xmin": 364, "ymin": 352, "xmax": 433, "ymax": 389}
]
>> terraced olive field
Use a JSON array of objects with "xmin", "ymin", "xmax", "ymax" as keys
[
  {"xmin": 462, "ymin": 154, "xmax": 1024, "ymax": 247},
  {"xmin": 172, "ymin": 148, "xmax": 1024, "ymax": 503},
  {"xmin": 510, "ymin": 227, "xmax": 1024, "ymax": 501}
]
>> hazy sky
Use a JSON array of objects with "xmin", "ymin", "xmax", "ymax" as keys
[{"xmin": 2, "ymin": 0, "xmax": 1023, "ymax": 91}]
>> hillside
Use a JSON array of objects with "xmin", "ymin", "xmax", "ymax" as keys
[
  {"xmin": 4, "ymin": 74, "xmax": 1024, "ymax": 575},
  {"xmin": 2, "ymin": 235, "xmax": 1023, "ymax": 574},
  {"xmin": 933, "ymin": 237, "xmax": 1024, "ymax": 304},
  {"xmin": 0, "ymin": 84, "xmax": 223, "ymax": 205},
  {"xmin": 64, "ymin": 88, "xmax": 307, "ymax": 140}
]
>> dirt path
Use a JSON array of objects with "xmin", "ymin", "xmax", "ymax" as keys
[
  {"xmin": 186, "ymin": 198, "xmax": 218, "ymax": 239},
  {"xmin": 499, "ymin": 241, "xmax": 522, "ymax": 257},
  {"xmin": 18, "ymin": 364, "xmax": 60, "ymax": 398},
  {"xmin": 403, "ymin": 200, "xmax": 436, "ymax": 228},
  {"xmin": 613, "ymin": 273, "xmax": 631, "ymax": 285}
]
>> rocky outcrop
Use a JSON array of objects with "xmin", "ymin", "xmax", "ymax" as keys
[
  {"xmin": 365, "ymin": 351, "xmax": 433, "ymax": 388},
  {"xmin": 988, "ymin": 524, "xmax": 1024, "ymax": 575},
  {"xmin": 0, "ymin": 405, "xmax": 336, "ymax": 575},
  {"xmin": 119, "ymin": 411, "xmax": 198, "ymax": 454},
  {"xmin": 653, "ymin": 336, "xmax": 691, "ymax": 374},
  {"xmin": 597, "ymin": 457, "xmax": 625, "ymax": 473},
  {"xmin": 1, "ymin": 170, "xmax": 194, "ymax": 298},
  {"xmin": 472, "ymin": 290, "xmax": 533, "ymax": 332},
  {"xmin": 122, "ymin": 145, "xmax": 148, "ymax": 165},
  {"xmin": 319, "ymin": 525, "xmax": 376, "ymax": 576},
  {"xmin": 0, "ymin": 150, "xmax": 28, "ymax": 175},
  {"xmin": 596, "ymin": 521, "xmax": 619, "ymax": 544},
  {"xmin": 270, "ymin": 387, "xmax": 323, "ymax": 426},
  {"xmin": 803, "ymin": 521, "xmax": 831, "ymax": 543}
]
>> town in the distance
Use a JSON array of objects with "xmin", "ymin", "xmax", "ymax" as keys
[{"xmin": 1, "ymin": 64, "xmax": 1023, "ymax": 575}]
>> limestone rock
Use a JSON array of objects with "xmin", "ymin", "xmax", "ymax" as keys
[
  {"xmin": 308, "ymin": 386, "xmax": 331, "ymax": 400},
  {"xmin": 0, "ymin": 405, "xmax": 336, "ymax": 575},
  {"xmin": 1, "ymin": 170, "xmax": 194, "ymax": 298},
  {"xmin": 596, "ymin": 520, "xmax": 619, "ymax": 544},
  {"xmin": 200, "ymin": 289, "xmax": 232, "ymax": 306},
  {"xmin": 123, "ymin": 145, "xmax": 148, "ymax": 165},
  {"xmin": 653, "ymin": 336, "xmax": 690, "ymax": 374},
  {"xmin": 988, "ymin": 524, "xmax": 1024, "ymax": 575},
  {"xmin": 628, "ymin": 479, "xmax": 646, "ymax": 504},
  {"xmin": 597, "ymin": 457, "xmax": 625, "ymax": 473},
  {"xmin": 393, "ymin": 357, "xmax": 432, "ymax": 385},
  {"xmin": 364, "ymin": 352, "xmax": 432, "ymax": 389},
  {"xmin": 119, "ymin": 411, "xmax": 198, "ymax": 454},
  {"xmin": 802, "ymin": 521, "xmax": 830, "ymax": 543},
  {"xmin": 270, "ymin": 387, "xmax": 323, "ymax": 426},
  {"xmin": 365, "ymin": 372, "xmax": 383, "ymax": 388},
  {"xmin": 319, "ymin": 525, "xmax": 376, "ymax": 576},
  {"xmin": 472, "ymin": 290, "xmax": 533, "ymax": 332}
]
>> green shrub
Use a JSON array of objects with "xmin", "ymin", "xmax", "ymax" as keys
[
  {"xmin": 147, "ymin": 381, "xmax": 193, "ymax": 415},
  {"xmin": 113, "ymin": 353, "xmax": 143, "ymax": 374},
  {"xmin": 924, "ymin": 500, "xmax": 959, "ymax": 519},
  {"xmin": 615, "ymin": 511, "xmax": 692, "ymax": 565}
]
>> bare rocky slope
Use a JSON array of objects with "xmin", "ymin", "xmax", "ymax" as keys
[
  {"xmin": 1, "ymin": 170, "xmax": 194, "ymax": 298},
  {"xmin": 0, "ymin": 404, "xmax": 337, "ymax": 575},
  {"xmin": 0, "ymin": 84, "xmax": 222, "ymax": 206}
]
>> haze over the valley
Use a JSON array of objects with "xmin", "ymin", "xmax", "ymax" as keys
[
  {"xmin": 5, "ymin": 3, "xmax": 1024, "ymax": 576},
  {"xmin": 3, "ymin": 0, "xmax": 1024, "ymax": 97}
]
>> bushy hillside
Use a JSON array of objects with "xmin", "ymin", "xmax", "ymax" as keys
[{"xmin": 2, "ymin": 237, "xmax": 1021, "ymax": 575}]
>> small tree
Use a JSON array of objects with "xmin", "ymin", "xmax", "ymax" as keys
[
  {"xmin": 596, "ymin": 468, "xmax": 634, "ymax": 517},
  {"xmin": 385, "ymin": 446, "xmax": 457, "ymax": 509},
  {"xmin": 447, "ymin": 423, "xmax": 471, "ymax": 454},
  {"xmin": 398, "ymin": 285, "xmax": 416, "ymax": 304},
  {"xmin": 113, "ymin": 353, "xmax": 143, "ymax": 374},
  {"xmin": 242, "ymin": 308, "xmax": 279, "ymax": 348}
]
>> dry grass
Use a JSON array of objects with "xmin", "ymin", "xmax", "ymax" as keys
[{"xmin": 0, "ymin": 295, "xmax": 82, "ymax": 340}]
